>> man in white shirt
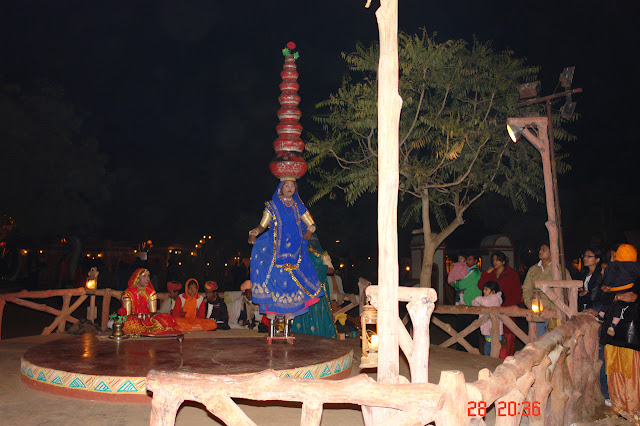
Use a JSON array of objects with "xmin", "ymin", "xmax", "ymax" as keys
[{"xmin": 229, "ymin": 280, "xmax": 260, "ymax": 329}]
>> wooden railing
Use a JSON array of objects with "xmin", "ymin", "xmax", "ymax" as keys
[
  {"xmin": 431, "ymin": 280, "xmax": 583, "ymax": 357},
  {"xmin": 0, "ymin": 288, "xmax": 170, "ymax": 339},
  {"xmin": 147, "ymin": 312, "xmax": 604, "ymax": 425}
]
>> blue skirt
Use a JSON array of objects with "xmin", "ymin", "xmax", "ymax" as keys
[{"xmin": 251, "ymin": 231, "xmax": 323, "ymax": 315}]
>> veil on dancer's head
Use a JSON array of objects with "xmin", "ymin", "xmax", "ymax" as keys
[
  {"xmin": 272, "ymin": 179, "xmax": 307, "ymax": 212},
  {"xmin": 128, "ymin": 268, "xmax": 154, "ymax": 291}
]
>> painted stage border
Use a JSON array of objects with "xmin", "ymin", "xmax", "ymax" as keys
[{"xmin": 20, "ymin": 349, "xmax": 353, "ymax": 402}]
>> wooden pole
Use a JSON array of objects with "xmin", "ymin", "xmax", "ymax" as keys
[
  {"xmin": 57, "ymin": 293, "xmax": 71, "ymax": 333},
  {"xmin": 545, "ymin": 101, "xmax": 567, "ymax": 282},
  {"xmin": 509, "ymin": 118, "xmax": 561, "ymax": 283},
  {"xmin": 87, "ymin": 294, "xmax": 97, "ymax": 322},
  {"xmin": 4, "ymin": 296, "xmax": 67, "ymax": 319},
  {"xmin": 374, "ymin": 0, "xmax": 402, "ymax": 389}
]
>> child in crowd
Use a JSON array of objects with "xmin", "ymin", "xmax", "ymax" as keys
[
  {"xmin": 597, "ymin": 244, "xmax": 640, "ymax": 336},
  {"xmin": 448, "ymin": 255, "xmax": 468, "ymax": 305},
  {"xmin": 471, "ymin": 281, "xmax": 503, "ymax": 356}
]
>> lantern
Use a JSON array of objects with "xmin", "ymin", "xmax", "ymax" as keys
[
  {"xmin": 85, "ymin": 267, "xmax": 98, "ymax": 294},
  {"xmin": 360, "ymin": 304, "xmax": 378, "ymax": 369},
  {"xmin": 85, "ymin": 278, "xmax": 97, "ymax": 293},
  {"xmin": 531, "ymin": 288, "xmax": 544, "ymax": 320}
]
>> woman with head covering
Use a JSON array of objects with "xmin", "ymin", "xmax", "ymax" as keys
[
  {"xmin": 292, "ymin": 233, "xmax": 337, "ymax": 338},
  {"xmin": 171, "ymin": 278, "xmax": 217, "ymax": 332},
  {"xmin": 248, "ymin": 180, "xmax": 323, "ymax": 334},
  {"xmin": 118, "ymin": 268, "xmax": 181, "ymax": 335}
]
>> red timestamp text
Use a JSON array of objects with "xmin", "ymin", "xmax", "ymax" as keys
[{"xmin": 467, "ymin": 401, "xmax": 541, "ymax": 417}]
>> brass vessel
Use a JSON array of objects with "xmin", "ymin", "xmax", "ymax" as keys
[{"xmin": 109, "ymin": 322, "xmax": 128, "ymax": 340}]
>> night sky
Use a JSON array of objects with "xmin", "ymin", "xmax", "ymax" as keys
[{"xmin": 1, "ymin": 1, "xmax": 636, "ymax": 259}]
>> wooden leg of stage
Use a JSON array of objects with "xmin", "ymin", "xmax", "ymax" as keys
[{"xmin": 150, "ymin": 391, "xmax": 183, "ymax": 426}]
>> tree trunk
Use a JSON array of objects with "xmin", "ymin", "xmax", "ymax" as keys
[
  {"xmin": 419, "ymin": 193, "xmax": 464, "ymax": 288},
  {"xmin": 420, "ymin": 194, "xmax": 434, "ymax": 288},
  {"xmin": 420, "ymin": 239, "xmax": 436, "ymax": 288}
]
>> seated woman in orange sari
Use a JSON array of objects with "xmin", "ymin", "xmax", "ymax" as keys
[
  {"xmin": 172, "ymin": 279, "xmax": 217, "ymax": 332},
  {"xmin": 118, "ymin": 268, "xmax": 181, "ymax": 335}
]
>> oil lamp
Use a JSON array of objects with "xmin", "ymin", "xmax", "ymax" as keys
[
  {"xmin": 85, "ymin": 267, "xmax": 99, "ymax": 294},
  {"xmin": 530, "ymin": 288, "xmax": 544, "ymax": 321}
]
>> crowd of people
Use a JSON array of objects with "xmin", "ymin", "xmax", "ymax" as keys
[{"xmin": 447, "ymin": 242, "xmax": 640, "ymax": 417}]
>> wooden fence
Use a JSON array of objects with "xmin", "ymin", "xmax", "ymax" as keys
[
  {"xmin": 147, "ymin": 312, "xmax": 603, "ymax": 425},
  {"xmin": 425, "ymin": 280, "xmax": 583, "ymax": 357},
  {"xmin": 0, "ymin": 288, "xmax": 170, "ymax": 339}
]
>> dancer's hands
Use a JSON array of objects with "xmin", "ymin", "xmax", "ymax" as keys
[
  {"xmin": 248, "ymin": 226, "xmax": 265, "ymax": 244},
  {"xmin": 303, "ymin": 224, "xmax": 316, "ymax": 240}
]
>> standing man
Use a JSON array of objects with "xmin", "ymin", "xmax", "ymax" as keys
[
  {"xmin": 523, "ymin": 242, "xmax": 572, "ymax": 337},
  {"xmin": 158, "ymin": 281, "xmax": 182, "ymax": 314},
  {"xmin": 450, "ymin": 254, "xmax": 482, "ymax": 351},
  {"xmin": 203, "ymin": 281, "xmax": 229, "ymax": 330}
]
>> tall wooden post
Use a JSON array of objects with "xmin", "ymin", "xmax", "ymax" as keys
[
  {"xmin": 507, "ymin": 117, "xmax": 561, "ymax": 282},
  {"xmin": 371, "ymin": 0, "xmax": 403, "ymax": 422},
  {"xmin": 375, "ymin": 0, "xmax": 402, "ymax": 383}
]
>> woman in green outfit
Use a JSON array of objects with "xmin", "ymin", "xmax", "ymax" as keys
[{"xmin": 292, "ymin": 234, "xmax": 338, "ymax": 338}]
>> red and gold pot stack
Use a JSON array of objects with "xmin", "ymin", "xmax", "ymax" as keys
[{"xmin": 269, "ymin": 41, "xmax": 308, "ymax": 181}]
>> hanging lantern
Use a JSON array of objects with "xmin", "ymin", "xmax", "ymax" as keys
[{"xmin": 360, "ymin": 304, "xmax": 378, "ymax": 369}]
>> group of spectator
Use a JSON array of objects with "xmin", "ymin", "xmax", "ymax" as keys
[
  {"xmin": 448, "ymin": 242, "xmax": 640, "ymax": 416},
  {"xmin": 577, "ymin": 244, "xmax": 640, "ymax": 414},
  {"xmin": 448, "ymin": 251, "xmax": 522, "ymax": 357},
  {"xmin": 157, "ymin": 279, "xmax": 262, "ymax": 330}
]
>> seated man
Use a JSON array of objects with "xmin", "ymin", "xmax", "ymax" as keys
[
  {"xmin": 229, "ymin": 280, "xmax": 260, "ymax": 329},
  {"xmin": 203, "ymin": 281, "xmax": 230, "ymax": 330},
  {"xmin": 172, "ymin": 278, "xmax": 217, "ymax": 332},
  {"xmin": 158, "ymin": 281, "xmax": 181, "ymax": 314}
]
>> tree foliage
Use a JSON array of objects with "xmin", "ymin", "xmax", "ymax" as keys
[
  {"xmin": 0, "ymin": 77, "xmax": 109, "ymax": 240},
  {"xmin": 307, "ymin": 31, "xmax": 573, "ymax": 229},
  {"xmin": 306, "ymin": 31, "xmax": 574, "ymax": 285}
]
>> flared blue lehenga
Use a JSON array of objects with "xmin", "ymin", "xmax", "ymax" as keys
[{"xmin": 251, "ymin": 182, "xmax": 324, "ymax": 316}]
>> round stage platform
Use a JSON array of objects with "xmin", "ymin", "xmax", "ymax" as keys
[{"xmin": 21, "ymin": 332, "xmax": 353, "ymax": 402}]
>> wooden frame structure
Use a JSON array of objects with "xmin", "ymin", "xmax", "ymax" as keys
[
  {"xmin": 146, "ymin": 312, "xmax": 604, "ymax": 425},
  {"xmin": 431, "ymin": 280, "xmax": 583, "ymax": 357},
  {"xmin": 0, "ymin": 288, "xmax": 170, "ymax": 339}
]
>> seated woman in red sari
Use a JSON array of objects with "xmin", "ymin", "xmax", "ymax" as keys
[
  {"xmin": 172, "ymin": 279, "xmax": 217, "ymax": 332},
  {"xmin": 118, "ymin": 268, "xmax": 181, "ymax": 335}
]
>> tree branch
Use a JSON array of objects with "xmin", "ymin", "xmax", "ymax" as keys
[
  {"xmin": 426, "ymin": 136, "xmax": 490, "ymax": 189},
  {"xmin": 482, "ymin": 92, "xmax": 495, "ymax": 123},
  {"xmin": 401, "ymin": 69, "xmax": 427, "ymax": 151}
]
